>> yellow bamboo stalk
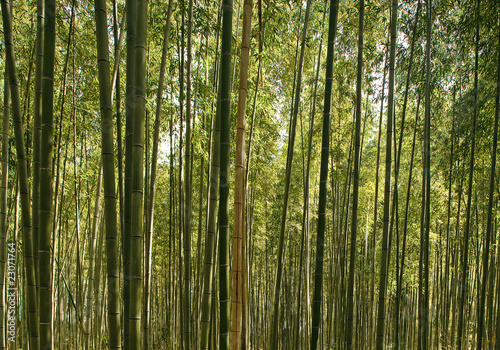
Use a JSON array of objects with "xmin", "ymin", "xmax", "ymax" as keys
[{"xmin": 231, "ymin": 0, "xmax": 252, "ymax": 349}]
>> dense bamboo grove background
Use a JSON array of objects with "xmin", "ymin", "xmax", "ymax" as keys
[{"xmin": 1, "ymin": 0, "xmax": 500, "ymax": 349}]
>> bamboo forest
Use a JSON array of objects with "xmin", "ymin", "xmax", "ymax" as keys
[{"xmin": 1, "ymin": 0, "xmax": 500, "ymax": 348}]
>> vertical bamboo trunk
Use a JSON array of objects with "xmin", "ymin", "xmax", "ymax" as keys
[
  {"xmin": 21, "ymin": 45, "xmax": 34, "ymax": 176},
  {"xmin": 218, "ymin": 0, "xmax": 233, "ymax": 348},
  {"xmin": 183, "ymin": 1, "xmax": 194, "ymax": 348},
  {"xmin": 398, "ymin": 91, "xmax": 421, "ymax": 349},
  {"xmin": 477, "ymin": 55, "xmax": 497, "ymax": 343},
  {"xmin": 123, "ymin": 0, "xmax": 137, "ymax": 345},
  {"xmin": 168, "ymin": 102, "xmax": 175, "ymax": 350},
  {"xmin": 85, "ymin": 164, "xmax": 102, "ymax": 350},
  {"xmin": 143, "ymin": 2, "xmax": 173, "ymax": 349},
  {"xmin": 295, "ymin": 15, "xmax": 324, "ymax": 349},
  {"xmin": 112, "ymin": 0, "xmax": 124, "ymax": 269},
  {"xmin": 13, "ymin": 184, "xmax": 20, "ymax": 350},
  {"xmin": 32, "ymin": 0, "xmax": 44, "ymax": 304},
  {"xmin": 200, "ymin": 92, "xmax": 222, "ymax": 350},
  {"xmin": 339, "ymin": 119, "xmax": 354, "ymax": 347},
  {"xmin": 375, "ymin": 0, "xmax": 397, "ymax": 348},
  {"xmin": 73, "ymin": 106, "xmax": 83, "ymax": 349},
  {"xmin": 494, "ymin": 16, "xmax": 500, "ymax": 350},
  {"xmin": 231, "ymin": 1, "xmax": 241, "ymax": 91},
  {"xmin": 450, "ymin": 172, "xmax": 463, "ymax": 348},
  {"xmin": 231, "ymin": 1, "xmax": 252, "ymax": 349},
  {"xmin": 244, "ymin": 35, "xmax": 262, "ymax": 190},
  {"xmin": 200, "ymin": 10, "xmax": 223, "ymax": 349},
  {"xmin": 194, "ymin": 50, "xmax": 209, "ymax": 345},
  {"xmin": 488, "ymin": 11, "xmax": 500, "ymax": 350},
  {"xmin": 0, "ymin": 2, "xmax": 40, "ymax": 348},
  {"xmin": 370, "ymin": 53, "xmax": 386, "ymax": 350},
  {"xmin": 243, "ymin": 20, "xmax": 262, "ymax": 348},
  {"xmin": 39, "ymin": 0, "xmax": 57, "ymax": 344},
  {"xmin": 419, "ymin": 1, "xmax": 432, "ymax": 348},
  {"xmin": 213, "ymin": 226, "xmax": 220, "ymax": 350},
  {"xmin": 55, "ymin": 145, "xmax": 66, "ymax": 349},
  {"xmin": 195, "ymin": 103, "xmax": 206, "ymax": 350},
  {"xmin": 93, "ymin": 0, "xmax": 122, "ymax": 346},
  {"xmin": 92, "ymin": 220, "xmax": 101, "ymax": 347},
  {"xmin": 129, "ymin": 0, "xmax": 147, "ymax": 346},
  {"xmin": 268, "ymin": 2, "xmax": 311, "ymax": 349},
  {"xmin": 346, "ymin": 0, "xmax": 365, "ymax": 348},
  {"xmin": 177, "ymin": 14, "xmax": 186, "ymax": 346},
  {"xmin": 457, "ymin": 1, "xmax": 480, "ymax": 348},
  {"xmin": 0, "ymin": 63, "xmax": 10, "ymax": 350},
  {"xmin": 442, "ymin": 92, "xmax": 457, "ymax": 350},
  {"xmin": 310, "ymin": 1, "xmax": 339, "ymax": 349},
  {"xmin": 243, "ymin": 7, "xmax": 263, "ymax": 341},
  {"xmin": 50, "ymin": 16, "xmax": 74, "ymax": 343},
  {"xmin": 394, "ymin": 3, "xmax": 420, "ymax": 348},
  {"xmin": 486, "ymin": 220, "xmax": 497, "ymax": 341}
]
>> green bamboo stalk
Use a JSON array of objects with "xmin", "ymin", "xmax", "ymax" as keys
[
  {"xmin": 93, "ymin": 216, "xmax": 105, "ymax": 348},
  {"xmin": 295, "ymin": 13, "xmax": 324, "ymax": 350},
  {"xmin": 32, "ymin": 0, "xmax": 44, "ymax": 305},
  {"xmin": 49, "ymin": 13, "xmax": 74, "ymax": 334},
  {"xmin": 394, "ymin": 3, "xmax": 421, "ymax": 348},
  {"xmin": 72, "ymin": 102, "xmax": 83, "ymax": 349},
  {"xmin": 457, "ymin": 1, "xmax": 480, "ymax": 348},
  {"xmin": 478, "ymin": 4, "xmax": 498, "ymax": 350},
  {"xmin": 0, "ymin": 1, "xmax": 40, "ymax": 348},
  {"xmin": 128, "ymin": 0, "xmax": 147, "ymax": 346},
  {"xmin": 419, "ymin": 1, "xmax": 432, "ymax": 348},
  {"xmin": 93, "ymin": 0, "xmax": 122, "ymax": 346},
  {"xmin": 311, "ymin": 1, "xmax": 339, "ymax": 349},
  {"xmin": 200, "ymin": 79, "xmax": 222, "ymax": 350},
  {"xmin": 269, "ymin": 2, "xmax": 311, "ymax": 349},
  {"xmin": 195, "ymin": 55, "xmax": 208, "ymax": 346},
  {"xmin": 177, "ymin": 13, "xmax": 186, "ymax": 346},
  {"xmin": 200, "ymin": 10, "xmax": 223, "ymax": 347},
  {"xmin": 144, "ymin": 2, "xmax": 173, "ymax": 349},
  {"xmin": 0, "ymin": 64, "xmax": 10, "ymax": 350},
  {"xmin": 123, "ymin": 0, "xmax": 137, "ymax": 345},
  {"xmin": 494, "ymin": 16, "xmax": 500, "ymax": 350},
  {"xmin": 219, "ymin": 0, "xmax": 233, "ymax": 348},
  {"xmin": 112, "ymin": 0, "xmax": 124, "ymax": 260},
  {"xmin": 375, "ymin": 0, "xmax": 397, "ymax": 348},
  {"xmin": 85, "ymin": 164, "xmax": 102, "ymax": 350},
  {"xmin": 168, "ymin": 98, "xmax": 174, "ymax": 350},
  {"xmin": 442, "ymin": 89, "xmax": 456, "ymax": 346},
  {"xmin": 39, "ymin": 0, "xmax": 56, "ymax": 344},
  {"xmin": 183, "ymin": 1, "xmax": 194, "ymax": 348},
  {"xmin": 398, "ymin": 91, "xmax": 421, "ymax": 349},
  {"xmin": 346, "ymin": 0, "xmax": 365, "ymax": 348},
  {"xmin": 369, "ymin": 53, "xmax": 386, "ymax": 350},
  {"xmin": 13, "ymin": 184, "xmax": 20, "ymax": 350}
]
